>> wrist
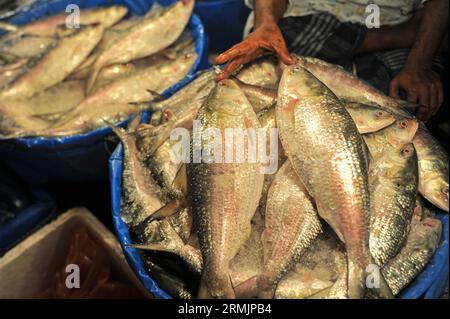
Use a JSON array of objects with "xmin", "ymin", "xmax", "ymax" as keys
[
  {"xmin": 406, "ymin": 48, "xmax": 434, "ymax": 70},
  {"xmin": 254, "ymin": 12, "xmax": 278, "ymax": 29}
]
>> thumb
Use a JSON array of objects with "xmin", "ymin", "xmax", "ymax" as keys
[{"xmin": 272, "ymin": 43, "xmax": 294, "ymax": 65}]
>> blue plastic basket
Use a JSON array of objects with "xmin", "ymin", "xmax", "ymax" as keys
[
  {"xmin": 0, "ymin": 0, "xmax": 207, "ymax": 185},
  {"xmin": 193, "ymin": 0, "xmax": 250, "ymax": 53},
  {"xmin": 109, "ymin": 116, "xmax": 449, "ymax": 299}
]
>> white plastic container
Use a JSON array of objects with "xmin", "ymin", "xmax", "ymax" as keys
[{"xmin": 0, "ymin": 207, "xmax": 151, "ymax": 298}]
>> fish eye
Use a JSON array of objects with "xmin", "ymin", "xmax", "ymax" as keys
[
  {"xmin": 375, "ymin": 110, "xmax": 385, "ymax": 117},
  {"xmin": 399, "ymin": 120, "xmax": 408, "ymax": 128},
  {"xmin": 401, "ymin": 145, "xmax": 413, "ymax": 156},
  {"xmin": 442, "ymin": 186, "xmax": 449, "ymax": 196}
]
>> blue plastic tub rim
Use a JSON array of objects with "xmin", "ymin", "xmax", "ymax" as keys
[
  {"xmin": 109, "ymin": 90, "xmax": 449, "ymax": 298},
  {"xmin": 4, "ymin": 0, "xmax": 206, "ymax": 150},
  {"xmin": 109, "ymin": 69, "xmax": 207, "ymax": 299}
]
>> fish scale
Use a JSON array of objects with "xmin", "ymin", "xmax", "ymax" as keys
[
  {"xmin": 413, "ymin": 122, "xmax": 449, "ymax": 212},
  {"xmin": 86, "ymin": 0, "xmax": 194, "ymax": 93},
  {"xmin": 0, "ymin": 24, "xmax": 104, "ymax": 99},
  {"xmin": 369, "ymin": 143, "xmax": 419, "ymax": 267},
  {"xmin": 188, "ymin": 79, "xmax": 264, "ymax": 299},
  {"xmin": 258, "ymin": 161, "xmax": 322, "ymax": 299},
  {"xmin": 276, "ymin": 65, "xmax": 392, "ymax": 299}
]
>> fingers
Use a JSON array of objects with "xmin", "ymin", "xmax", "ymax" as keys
[
  {"xmin": 271, "ymin": 40, "xmax": 294, "ymax": 65},
  {"xmin": 416, "ymin": 106, "xmax": 429, "ymax": 122},
  {"xmin": 215, "ymin": 43, "xmax": 250, "ymax": 65},
  {"xmin": 215, "ymin": 58, "xmax": 245, "ymax": 82},
  {"xmin": 389, "ymin": 79, "xmax": 401, "ymax": 99},
  {"xmin": 418, "ymin": 86, "xmax": 430, "ymax": 108},
  {"xmin": 429, "ymin": 83, "xmax": 439, "ymax": 114}
]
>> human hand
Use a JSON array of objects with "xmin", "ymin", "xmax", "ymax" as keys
[
  {"xmin": 214, "ymin": 22, "xmax": 294, "ymax": 81},
  {"xmin": 389, "ymin": 65, "xmax": 444, "ymax": 122}
]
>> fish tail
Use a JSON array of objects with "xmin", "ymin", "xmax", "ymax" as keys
[
  {"xmin": 105, "ymin": 121, "xmax": 127, "ymax": 142},
  {"xmin": 128, "ymin": 113, "xmax": 143, "ymax": 132},
  {"xmin": 256, "ymin": 274, "xmax": 276, "ymax": 299},
  {"xmin": 85, "ymin": 63, "xmax": 102, "ymax": 94},
  {"xmin": 347, "ymin": 260, "xmax": 366, "ymax": 299},
  {"xmin": 234, "ymin": 276, "xmax": 259, "ymax": 299},
  {"xmin": 198, "ymin": 274, "xmax": 236, "ymax": 299},
  {"xmin": 197, "ymin": 277, "xmax": 212, "ymax": 299}
]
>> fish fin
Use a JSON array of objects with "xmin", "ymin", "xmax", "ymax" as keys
[
  {"xmin": 347, "ymin": 261, "xmax": 366, "ymax": 299},
  {"xmin": 172, "ymin": 164, "xmax": 188, "ymax": 195},
  {"xmin": 128, "ymin": 113, "xmax": 143, "ymax": 132},
  {"xmin": 0, "ymin": 22, "xmax": 18, "ymax": 32},
  {"xmin": 86, "ymin": 63, "xmax": 102, "ymax": 95},
  {"xmin": 365, "ymin": 259, "xmax": 394, "ymax": 299},
  {"xmin": 150, "ymin": 199, "xmax": 184, "ymax": 221},
  {"xmin": 197, "ymin": 277, "xmax": 213, "ymax": 299},
  {"xmin": 361, "ymin": 139, "xmax": 373, "ymax": 168},
  {"xmin": 31, "ymin": 111, "xmax": 67, "ymax": 122},
  {"xmin": 130, "ymin": 243, "xmax": 177, "ymax": 254},
  {"xmin": 198, "ymin": 274, "xmax": 236, "ymax": 299},
  {"xmin": 234, "ymin": 276, "xmax": 259, "ymax": 299},
  {"xmin": 316, "ymin": 204, "xmax": 345, "ymax": 242},
  {"xmin": 256, "ymin": 275, "xmax": 276, "ymax": 299},
  {"xmin": 104, "ymin": 120, "xmax": 127, "ymax": 141},
  {"xmin": 146, "ymin": 89, "xmax": 166, "ymax": 102}
]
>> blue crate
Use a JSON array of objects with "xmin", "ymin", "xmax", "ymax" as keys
[{"xmin": 0, "ymin": 0, "xmax": 207, "ymax": 185}]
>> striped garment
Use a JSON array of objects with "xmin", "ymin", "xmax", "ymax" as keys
[{"xmin": 278, "ymin": 12, "xmax": 444, "ymax": 94}]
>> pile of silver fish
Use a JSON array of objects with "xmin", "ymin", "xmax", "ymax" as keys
[
  {"xmin": 116, "ymin": 55, "xmax": 448, "ymax": 299},
  {"xmin": 0, "ymin": 1, "xmax": 196, "ymax": 138}
]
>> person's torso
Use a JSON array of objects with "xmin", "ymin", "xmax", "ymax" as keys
[{"xmin": 244, "ymin": 0, "xmax": 425, "ymax": 36}]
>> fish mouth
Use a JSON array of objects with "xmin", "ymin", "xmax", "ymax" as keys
[
  {"xmin": 400, "ymin": 143, "xmax": 415, "ymax": 158},
  {"xmin": 398, "ymin": 118, "xmax": 419, "ymax": 141},
  {"xmin": 424, "ymin": 186, "xmax": 449, "ymax": 212}
]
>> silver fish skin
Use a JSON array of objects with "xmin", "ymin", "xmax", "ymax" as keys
[
  {"xmin": 259, "ymin": 161, "xmax": 322, "ymax": 299},
  {"xmin": 37, "ymin": 53, "xmax": 196, "ymax": 137},
  {"xmin": 231, "ymin": 77, "xmax": 277, "ymax": 113},
  {"xmin": 369, "ymin": 143, "xmax": 419, "ymax": 267},
  {"xmin": 133, "ymin": 218, "xmax": 202, "ymax": 276},
  {"xmin": 277, "ymin": 229, "xmax": 346, "ymax": 299},
  {"xmin": 382, "ymin": 217, "xmax": 442, "ymax": 295},
  {"xmin": 0, "ymin": 24, "xmax": 104, "ymax": 99},
  {"xmin": 0, "ymin": 57, "xmax": 28, "ymax": 88},
  {"xmin": 0, "ymin": 106, "xmax": 51, "ymax": 139},
  {"xmin": 110, "ymin": 119, "xmax": 167, "ymax": 228},
  {"xmin": 276, "ymin": 65, "xmax": 392, "ymax": 299},
  {"xmin": 1, "ymin": 35, "xmax": 55, "ymax": 59},
  {"xmin": 236, "ymin": 55, "xmax": 282, "ymax": 89},
  {"xmin": 188, "ymin": 79, "xmax": 264, "ymax": 299},
  {"xmin": 294, "ymin": 56, "xmax": 415, "ymax": 119},
  {"xmin": 138, "ymin": 70, "xmax": 216, "ymax": 156},
  {"xmin": 230, "ymin": 208, "xmax": 265, "ymax": 298},
  {"xmin": 86, "ymin": 0, "xmax": 194, "ymax": 92},
  {"xmin": 2, "ymin": 80, "xmax": 85, "ymax": 118},
  {"xmin": 363, "ymin": 118, "xmax": 419, "ymax": 161},
  {"xmin": 252, "ymin": 96, "xmax": 396, "ymax": 135},
  {"xmin": 413, "ymin": 122, "xmax": 449, "ymax": 212},
  {"xmin": 344, "ymin": 100, "xmax": 396, "ymax": 134},
  {"xmin": 3, "ymin": 6, "xmax": 127, "ymax": 38}
]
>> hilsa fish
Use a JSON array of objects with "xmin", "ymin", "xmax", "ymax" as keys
[
  {"xmin": 86, "ymin": 0, "xmax": 194, "ymax": 93},
  {"xmin": 188, "ymin": 79, "xmax": 264, "ymax": 298},
  {"xmin": 276, "ymin": 64, "xmax": 393, "ymax": 299}
]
